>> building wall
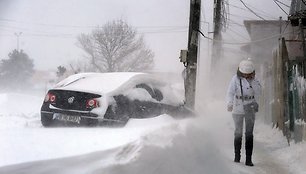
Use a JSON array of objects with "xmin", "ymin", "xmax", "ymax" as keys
[
  {"xmin": 247, "ymin": 22, "xmax": 291, "ymax": 65},
  {"xmin": 244, "ymin": 20, "xmax": 293, "ymax": 124}
]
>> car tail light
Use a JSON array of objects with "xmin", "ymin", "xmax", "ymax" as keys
[
  {"xmin": 44, "ymin": 92, "xmax": 56, "ymax": 103},
  {"xmin": 86, "ymin": 99, "xmax": 99, "ymax": 108}
]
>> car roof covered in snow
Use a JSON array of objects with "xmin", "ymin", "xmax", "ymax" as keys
[{"xmin": 53, "ymin": 72, "xmax": 163, "ymax": 95}]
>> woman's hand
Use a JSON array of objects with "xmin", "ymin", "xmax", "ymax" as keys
[{"xmin": 227, "ymin": 104, "xmax": 233, "ymax": 112}]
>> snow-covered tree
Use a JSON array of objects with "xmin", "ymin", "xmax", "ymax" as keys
[{"xmin": 0, "ymin": 49, "xmax": 34, "ymax": 89}]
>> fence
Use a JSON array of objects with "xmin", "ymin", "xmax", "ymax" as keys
[{"xmin": 270, "ymin": 37, "xmax": 306, "ymax": 143}]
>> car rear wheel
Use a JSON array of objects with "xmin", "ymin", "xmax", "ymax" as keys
[{"xmin": 41, "ymin": 113, "xmax": 54, "ymax": 127}]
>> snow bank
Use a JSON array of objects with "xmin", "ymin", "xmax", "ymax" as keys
[
  {"xmin": 0, "ymin": 93, "xmax": 42, "ymax": 116},
  {"xmin": 0, "ymin": 92, "xmax": 190, "ymax": 167},
  {"xmin": 256, "ymin": 123, "xmax": 306, "ymax": 174},
  {"xmin": 0, "ymin": 114, "xmax": 189, "ymax": 167},
  {"xmin": 2, "ymin": 93, "xmax": 306, "ymax": 174}
]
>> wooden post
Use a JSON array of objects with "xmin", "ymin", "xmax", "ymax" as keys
[
  {"xmin": 184, "ymin": 0, "xmax": 201, "ymax": 109},
  {"xmin": 211, "ymin": 0, "xmax": 223, "ymax": 70}
]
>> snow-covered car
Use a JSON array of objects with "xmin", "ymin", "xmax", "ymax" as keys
[{"xmin": 40, "ymin": 72, "xmax": 192, "ymax": 127}]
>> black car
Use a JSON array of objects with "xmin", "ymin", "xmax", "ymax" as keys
[{"xmin": 40, "ymin": 72, "xmax": 192, "ymax": 127}]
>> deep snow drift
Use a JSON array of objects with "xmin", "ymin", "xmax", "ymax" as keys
[{"xmin": 0, "ymin": 93, "xmax": 306, "ymax": 174}]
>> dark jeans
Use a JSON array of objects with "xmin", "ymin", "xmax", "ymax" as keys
[
  {"xmin": 232, "ymin": 113, "xmax": 255, "ymax": 139},
  {"xmin": 233, "ymin": 112, "xmax": 255, "ymax": 159}
]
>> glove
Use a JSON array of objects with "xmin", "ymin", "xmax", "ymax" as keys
[{"xmin": 227, "ymin": 104, "xmax": 233, "ymax": 112}]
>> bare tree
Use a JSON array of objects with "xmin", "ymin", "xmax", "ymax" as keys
[
  {"xmin": 77, "ymin": 20, "xmax": 154, "ymax": 72},
  {"xmin": 56, "ymin": 66, "xmax": 67, "ymax": 78}
]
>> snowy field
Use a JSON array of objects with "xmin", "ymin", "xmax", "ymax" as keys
[{"xmin": 0, "ymin": 93, "xmax": 306, "ymax": 174}]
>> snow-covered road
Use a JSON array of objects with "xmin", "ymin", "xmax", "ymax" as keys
[
  {"xmin": 0, "ymin": 93, "xmax": 306, "ymax": 174},
  {"xmin": 0, "ymin": 116, "xmax": 187, "ymax": 165}
]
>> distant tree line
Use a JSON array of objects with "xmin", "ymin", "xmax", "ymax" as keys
[
  {"xmin": 0, "ymin": 19, "xmax": 155, "ymax": 91},
  {"xmin": 0, "ymin": 49, "xmax": 34, "ymax": 90}
]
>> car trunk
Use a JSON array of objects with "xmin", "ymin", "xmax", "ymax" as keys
[{"xmin": 49, "ymin": 89, "xmax": 101, "ymax": 111}]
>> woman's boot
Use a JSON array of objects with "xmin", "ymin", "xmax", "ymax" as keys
[
  {"xmin": 245, "ymin": 136, "xmax": 254, "ymax": 166},
  {"xmin": 234, "ymin": 137, "xmax": 242, "ymax": 162}
]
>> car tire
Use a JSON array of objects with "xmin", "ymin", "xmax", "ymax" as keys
[{"xmin": 41, "ymin": 113, "xmax": 54, "ymax": 127}]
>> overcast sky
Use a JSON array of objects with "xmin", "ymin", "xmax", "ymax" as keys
[{"xmin": 0, "ymin": 0, "xmax": 289, "ymax": 72}]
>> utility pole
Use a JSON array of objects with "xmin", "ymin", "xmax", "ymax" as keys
[
  {"xmin": 14, "ymin": 32, "xmax": 22, "ymax": 51},
  {"xmin": 211, "ymin": 0, "xmax": 223, "ymax": 71},
  {"xmin": 183, "ymin": 0, "xmax": 201, "ymax": 109}
]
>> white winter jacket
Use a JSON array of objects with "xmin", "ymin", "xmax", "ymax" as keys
[{"xmin": 226, "ymin": 74, "xmax": 261, "ymax": 114}]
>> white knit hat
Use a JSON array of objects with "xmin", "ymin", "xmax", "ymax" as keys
[{"xmin": 238, "ymin": 58, "xmax": 255, "ymax": 74}]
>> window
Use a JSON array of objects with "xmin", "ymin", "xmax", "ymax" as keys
[{"xmin": 135, "ymin": 83, "xmax": 163, "ymax": 101}]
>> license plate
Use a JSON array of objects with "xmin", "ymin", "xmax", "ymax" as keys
[{"xmin": 53, "ymin": 113, "xmax": 81, "ymax": 124}]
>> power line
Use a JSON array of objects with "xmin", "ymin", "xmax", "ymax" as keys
[
  {"xmin": 281, "ymin": 21, "xmax": 290, "ymax": 34},
  {"xmin": 226, "ymin": 27, "xmax": 250, "ymax": 40},
  {"xmin": 0, "ymin": 17, "xmax": 188, "ymax": 30},
  {"xmin": 224, "ymin": 31, "xmax": 245, "ymax": 43},
  {"xmin": 225, "ymin": 12, "xmax": 258, "ymax": 20},
  {"xmin": 0, "ymin": 17, "xmax": 191, "ymax": 40},
  {"xmin": 228, "ymin": 3, "xmax": 247, "ymax": 11},
  {"xmin": 272, "ymin": 0, "xmax": 289, "ymax": 15},
  {"xmin": 227, "ymin": 21, "xmax": 246, "ymax": 28},
  {"xmin": 0, "ymin": 18, "xmax": 96, "ymax": 29},
  {"xmin": 0, "ymin": 17, "xmax": 189, "ymax": 34},
  {"xmin": 0, "ymin": 28, "xmax": 188, "ymax": 40},
  {"xmin": 198, "ymin": 29, "xmax": 294, "ymax": 45},
  {"xmin": 222, "ymin": 46, "xmax": 246, "ymax": 54},
  {"xmin": 275, "ymin": 0, "xmax": 290, "ymax": 8},
  {"xmin": 138, "ymin": 30, "xmax": 188, "ymax": 34},
  {"xmin": 247, "ymin": 2, "xmax": 282, "ymax": 18},
  {"xmin": 232, "ymin": 0, "xmax": 280, "ymax": 18},
  {"xmin": 0, "ymin": 22, "xmax": 189, "ymax": 39},
  {"xmin": 239, "ymin": 0, "xmax": 266, "ymax": 20},
  {"xmin": 228, "ymin": 3, "xmax": 278, "ymax": 20}
]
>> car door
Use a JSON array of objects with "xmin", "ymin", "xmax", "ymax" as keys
[{"xmin": 130, "ymin": 83, "xmax": 164, "ymax": 118}]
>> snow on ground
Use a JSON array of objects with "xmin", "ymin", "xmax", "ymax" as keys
[
  {"xmin": 255, "ymin": 123, "xmax": 306, "ymax": 174},
  {"xmin": 201, "ymin": 100, "xmax": 306, "ymax": 174},
  {"xmin": 0, "ymin": 93, "xmax": 42, "ymax": 117},
  {"xmin": 0, "ymin": 93, "xmax": 306, "ymax": 174},
  {"xmin": 0, "ymin": 92, "xmax": 190, "ymax": 167}
]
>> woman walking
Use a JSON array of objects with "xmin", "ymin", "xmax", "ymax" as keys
[{"xmin": 226, "ymin": 58, "xmax": 261, "ymax": 166}]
